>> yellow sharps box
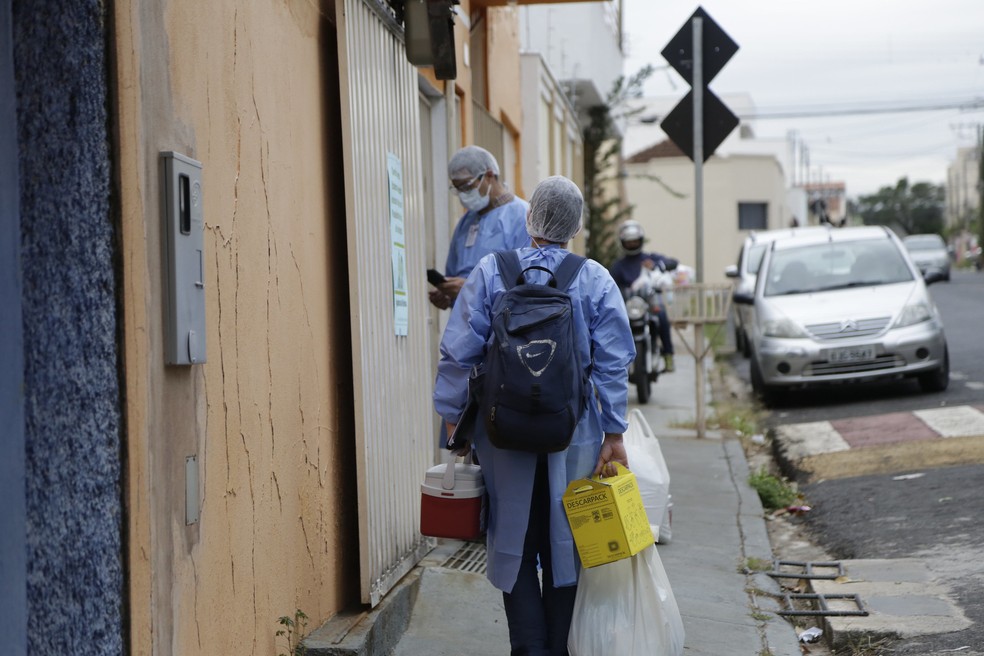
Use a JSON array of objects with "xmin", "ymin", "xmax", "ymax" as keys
[{"xmin": 563, "ymin": 462, "xmax": 654, "ymax": 568}]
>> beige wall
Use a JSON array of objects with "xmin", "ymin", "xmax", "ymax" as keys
[
  {"xmin": 624, "ymin": 154, "xmax": 788, "ymax": 281},
  {"xmin": 114, "ymin": 2, "xmax": 354, "ymax": 655},
  {"xmin": 486, "ymin": 6, "xmax": 523, "ymax": 191}
]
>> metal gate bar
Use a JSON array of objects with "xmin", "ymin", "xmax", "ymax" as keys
[
  {"xmin": 768, "ymin": 559, "xmax": 845, "ymax": 580},
  {"xmin": 778, "ymin": 592, "xmax": 869, "ymax": 617}
]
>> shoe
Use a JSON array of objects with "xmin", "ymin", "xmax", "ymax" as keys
[{"xmin": 662, "ymin": 354, "xmax": 675, "ymax": 373}]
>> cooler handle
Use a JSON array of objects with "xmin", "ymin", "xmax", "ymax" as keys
[
  {"xmin": 441, "ymin": 458, "xmax": 457, "ymax": 490},
  {"xmin": 440, "ymin": 452, "xmax": 475, "ymax": 491}
]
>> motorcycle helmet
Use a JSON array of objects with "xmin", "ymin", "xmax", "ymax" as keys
[{"xmin": 618, "ymin": 220, "xmax": 645, "ymax": 255}]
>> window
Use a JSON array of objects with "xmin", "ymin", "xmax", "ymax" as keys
[{"xmin": 738, "ymin": 202, "xmax": 767, "ymax": 231}]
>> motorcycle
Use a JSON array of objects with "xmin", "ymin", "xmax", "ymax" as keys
[{"xmin": 624, "ymin": 264, "xmax": 675, "ymax": 404}]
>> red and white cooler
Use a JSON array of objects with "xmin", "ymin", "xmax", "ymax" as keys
[{"xmin": 420, "ymin": 460, "xmax": 486, "ymax": 541}]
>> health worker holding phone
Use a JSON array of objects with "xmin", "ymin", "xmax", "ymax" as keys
[{"xmin": 428, "ymin": 146, "xmax": 530, "ymax": 310}]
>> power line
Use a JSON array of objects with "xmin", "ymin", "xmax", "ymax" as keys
[{"xmin": 739, "ymin": 97, "xmax": 984, "ymax": 120}]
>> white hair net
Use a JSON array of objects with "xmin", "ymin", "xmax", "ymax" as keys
[
  {"xmin": 527, "ymin": 176, "xmax": 584, "ymax": 243},
  {"xmin": 448, "ymin": 145, "xmax": 500, "ymax": 180}
]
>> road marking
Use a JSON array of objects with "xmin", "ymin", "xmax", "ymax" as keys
[
  {"xmin": 914, "ymin": 406, "xmax": 984, "ymax": 438},
  {"xmin": 965, "ymin": 381, "xmax": 984, "ymax": 391},
  {"xmin": 775, "ymin": 421, "xmax": 850, "ymax": 459}
]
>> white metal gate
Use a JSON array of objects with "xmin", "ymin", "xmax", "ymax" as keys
[{"xmin": 336, "ymin": 0, "xmax": 435, "ymax": 606}]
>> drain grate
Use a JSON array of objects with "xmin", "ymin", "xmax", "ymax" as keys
[
  {"xmin": 442, "ymin": 541, "xmax": 488, "ymax": 575},
  {"xmin": 768, "ymin": 559, "xmax": 845, "ymax": 580},
  {"xmin": 778, "ymin": 592, "xmax": 869, "ymax": 617}
]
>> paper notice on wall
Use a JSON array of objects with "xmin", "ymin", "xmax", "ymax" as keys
[{"xmin": 387, "ymin": 152, "xmax": 408, "ymax": 336}]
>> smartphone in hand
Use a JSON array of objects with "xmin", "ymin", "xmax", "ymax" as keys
[{"xmin": 427, "ymin": 268, "xmax": 447, "ymax": 286}]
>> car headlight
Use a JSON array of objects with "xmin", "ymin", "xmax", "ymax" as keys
[
  {"xmin": 894, "ymin": 302, "xmax": 932, "ymax": 328},
  {"xmin": 625, "ymin": 296, "xmax": 648, "ymax": 321},
  {"xmin": 762, "ymin": 318, "xmax": 808, "ymax": 338}
]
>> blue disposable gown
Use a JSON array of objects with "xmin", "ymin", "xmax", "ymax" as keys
[
  {"xmin": 445, "ymin": 197, "xmax": 531, "ymax": 278},
  {"xmin": 434, "ymin": 245, "xmax": 635, "ymax": 593}
]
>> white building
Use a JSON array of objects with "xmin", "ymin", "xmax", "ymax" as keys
[
  {"xmin": 519, "ymin": 1, "xmax": 625, "ymax": 128},
  {"xmin": 623, "ymin": 140, "xmax": 791, "ymax": 282}
]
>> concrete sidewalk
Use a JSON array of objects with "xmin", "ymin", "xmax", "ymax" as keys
[{"xmin": 305, "ymin": 346, "xmax": 804, "ymax": 655}]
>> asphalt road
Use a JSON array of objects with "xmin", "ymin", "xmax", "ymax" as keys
[{"xmin": 730, "ymin": 268, "xmax": 984, "ymax": 654}]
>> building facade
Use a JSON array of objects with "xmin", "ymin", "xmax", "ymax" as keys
[
  {"xmin": 623, "ymin": 141, "xmax": 791, "ymax": 281},
  {"xmin": 1, "ymin": 0, "xmax": 595, "ymax": 654}
]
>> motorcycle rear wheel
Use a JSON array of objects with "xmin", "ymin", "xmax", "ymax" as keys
[{"xmin": 634, "ymin": 349, "xmax": 651, "ymax": 403}]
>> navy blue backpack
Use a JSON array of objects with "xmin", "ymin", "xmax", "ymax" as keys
[{"xmin": 477, "ymin": 250, "xmax": 590, "ymax": 453}]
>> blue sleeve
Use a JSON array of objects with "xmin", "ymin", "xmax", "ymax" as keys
[
  {"xmin": 586, "ymin": 264, "xmax": 635, "ymax": 433},
  {"xmin": 646, "ymin": 252, "xmax": 678, "ymax": 272},
  {"xmin": 433, "ymin": 256, "xmax": 496, "ymax": 421},
  {"xmin": 609, "ymin": 258, "xmax": 630, "ymax": 290},
  {"xmin": 444, "ymin": 214, "xmax": 468, "ymax": 276}
]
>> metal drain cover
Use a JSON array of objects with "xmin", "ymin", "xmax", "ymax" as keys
[
  {"xmin": 768, "ymin": 559, "xmax": 845, "ymax": 580},
  {"xmin": 443, "ymin": 541, "xmax": 488, "ymax": 575},
  {"xmin": 778, "ymin": 592, "xmax": 869, "ymax": 617}
]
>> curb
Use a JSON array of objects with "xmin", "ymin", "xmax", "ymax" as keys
[{"xmin": 303, "ymin": 569, "xmax": 421, "ymax": 656}]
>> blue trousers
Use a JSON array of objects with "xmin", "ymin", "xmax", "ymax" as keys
[
  {"xmin": 502, "ymin": 456, "xmax": 577, "ymax": 656},
  {"xmin": 655, "ymin": 306, "xmax": 673, "ymax": 355}
]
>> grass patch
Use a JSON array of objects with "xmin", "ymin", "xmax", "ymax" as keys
[
  {"xmin": 705, "ymin": 321, "xmax": 728, "ymax": 351},
  {"xmin": 748, "ymin": 467, "xmax": 798, "ymax": 511},
  {"xmin": 740, "ymin": 556, "xmax": 772, "ymax": 573},
  {"xmin": 840, "ymin": 634, "xmax": 893, "ymax": 655},
  {"xmin": 669, "ymin": 402, "xmax": 765, "ymax": 437}
]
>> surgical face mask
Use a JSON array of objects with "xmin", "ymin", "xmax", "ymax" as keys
[{"xmin": 458, "ymin": 185, "xmax": 490, "ymax": 212}]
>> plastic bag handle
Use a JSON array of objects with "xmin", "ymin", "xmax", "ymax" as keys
[{"xmin": 629, "ymin": 408, "xmax": 656, "ymax": 439}]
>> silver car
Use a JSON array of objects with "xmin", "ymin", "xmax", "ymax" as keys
[
  {"xmin": 733, "ymin": 225, "xmax": 949, "ymax": 404},
  {"xmin": 902, "ymin": 233, "xmax": 951, "ymax": 282},
  {"xmin": 725, "ymin": 226, "xmax": 829, "ymax": 357}
]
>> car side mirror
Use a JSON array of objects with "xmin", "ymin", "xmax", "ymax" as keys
[
  {"xmin": 732, "ymin": 291, "xmax": 755, "ymax": 305},
  {"xmin": 724, "ymin": 264, "xmax": 739, "ymax": 278}
]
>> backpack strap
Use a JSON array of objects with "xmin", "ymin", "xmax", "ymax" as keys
[
  {"xmin": 553, "ymin": 253, "xmax": 593, "ymax": 384},
  {"xmin": 494, "ymin": 250, "xmax": 524, "ymax": 289},
  {"xmin": 551, "ymin": 253, "xmax": 588, "ymax": 292}
]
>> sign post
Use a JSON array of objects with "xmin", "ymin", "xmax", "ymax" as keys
[{"xmin": 660, "ymin": 7, "xmax": 738, "ymax": 438}]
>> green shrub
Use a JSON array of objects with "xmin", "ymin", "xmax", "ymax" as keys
[{"xmin": 748, "ymin": 467, "xmax": 797, "ymax": 510}]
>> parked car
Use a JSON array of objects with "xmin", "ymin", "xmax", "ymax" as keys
[
  {"xmin": 725, "ymin": 226, "xmax": 829, "ymax": 357},
  {"xmin": 902, "ymin": 233, "xmax": 950, "ymax": 282},
  {"xmin": 733, "ymin": 225, "xmax": 949, "ymax": 404}
]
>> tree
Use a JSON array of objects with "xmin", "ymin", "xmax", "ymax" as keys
[
  {"xmin": 855, "ymin": 177, "xmax": 945, "ymax": 235},
  {"xmin": 582, "ymin": 66, "xmax": 653, "ymax": 266}
]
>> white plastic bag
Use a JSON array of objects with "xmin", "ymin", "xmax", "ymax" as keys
[
  {"xmin": 568, "ymin": 545, "xmax": 685, "ymax": 656},
  {"xmin": 624, "ymin": 409, "xmax": 672, "ymax": 543}
]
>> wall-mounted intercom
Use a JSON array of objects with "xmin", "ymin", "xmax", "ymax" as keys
[{"xmin": 160, "ymin": 151, "xmax": 207, "ymax": 365}]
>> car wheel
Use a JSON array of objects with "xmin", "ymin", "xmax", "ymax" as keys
[
  {"xmin": 918, "ymin": 347, "xmax": 950, "ymax": 393},
  {"xmin": 741, "ymin": 330, "xmax": 752, "ymax": 358}
]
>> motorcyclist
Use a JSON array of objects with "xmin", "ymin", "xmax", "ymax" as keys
[{"xmin": 609, "ymin": 220, "xmax": 677, "ymax": 373}]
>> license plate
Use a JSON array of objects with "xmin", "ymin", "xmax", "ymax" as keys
[{"xmin": 826, "ymin": 345, "xmax": 876, "ymax": 363}]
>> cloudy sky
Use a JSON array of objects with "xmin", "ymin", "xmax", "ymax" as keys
[{"xmin": 622, "ymin": 0, "xmax": 984, "ymax": 197}]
